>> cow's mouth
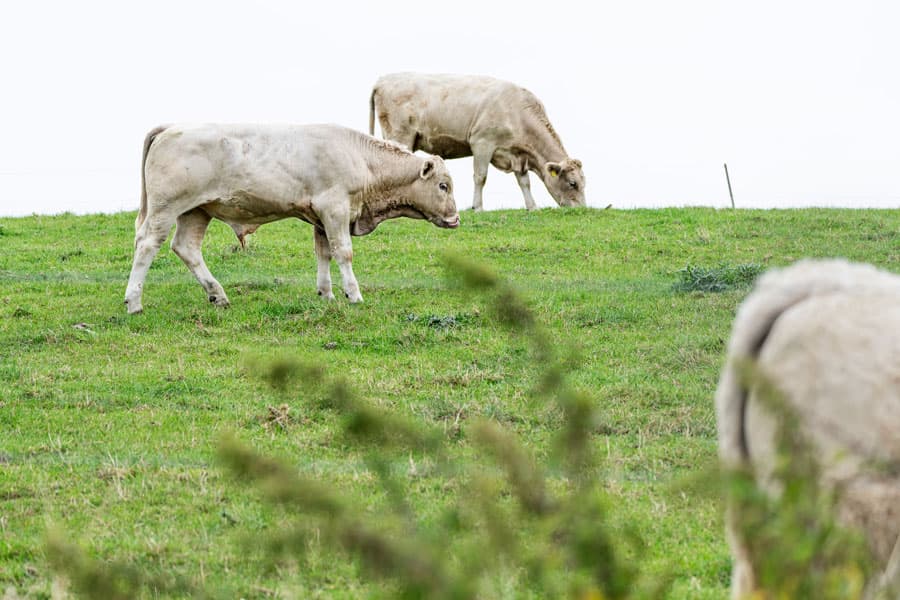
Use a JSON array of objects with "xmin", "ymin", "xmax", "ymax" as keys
[{"xmin": 438, "ymin": 215, "xmax": 460, "ymax": 228}]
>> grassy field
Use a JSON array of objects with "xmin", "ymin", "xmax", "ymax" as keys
[{"xmin": 1, "ymin": 207, "xmax": 898, "ymax": 598}]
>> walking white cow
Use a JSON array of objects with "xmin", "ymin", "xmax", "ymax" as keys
[
  {"xmin": 125, "ymin": 123, "xmax": 459, "ymax": 314},
  {"xmin": 716, "ymin": 259, "xmax": 900, "ymax": 598},
  {"xmin": 369, "ymin": 73, "xmax": 585, "ymax": 211}
]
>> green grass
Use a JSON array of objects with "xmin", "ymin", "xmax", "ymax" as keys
[
  {"xmin": 672, "ymin": 263, "xmax": 764, "ymax": 293},
  {"xmin": 1, "ymin": 207, "xmax": 898, "ymax": 598}
]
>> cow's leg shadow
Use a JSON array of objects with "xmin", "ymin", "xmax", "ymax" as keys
[
  {"xmin": 313, "ymin": 227, "xmax": 336, "ymax": 300},
  {"xmin": 171, "ymin": 209, "xmax": 229, "ymax": 308},
  {"xmin": 125, "ymin": 211, "xmax": 177, "ymax": 314}
]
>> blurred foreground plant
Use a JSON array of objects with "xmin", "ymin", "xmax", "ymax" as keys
[{"xmin": 212, "ymin": 255, "xmax": 668, "ymax": 598}]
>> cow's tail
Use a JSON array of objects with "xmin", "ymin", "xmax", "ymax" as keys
[
  {"xmin": 368, "ymin": 87, "xmax": 377, "ymax": 136},
  {"xmin": 715, "ymin": 265, "xmax": 819, "ymax": 469},
  {"xmin": 715, "ymin": 259, "xmax": 893, "ymax": 469},
  {"xmin": 136, "ymin": 125, "xmax": 169, "ymax": 232}
]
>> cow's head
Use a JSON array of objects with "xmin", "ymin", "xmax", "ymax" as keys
[
  {"xmin": 409, "ymin": 155, "xmax": 460, "ymax": 229},
  {"xmin": 543, "ymin": 158, "xmax": 586, "ymax": 207}
]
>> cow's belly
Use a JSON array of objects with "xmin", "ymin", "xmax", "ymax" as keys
[
  {"xmin": 201, "ymin": 191, "xmax": 319, "ymax": 227},
  {"xmin": 417, "ymin": 135, "xmax": 471, "ymax": 160}
]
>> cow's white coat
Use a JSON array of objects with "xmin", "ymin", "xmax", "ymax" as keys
[
  {"xmin": 370, "ymin": 73, "xmax": 585, "ymax": 211},
  {"xmin": 716, "ymin": 259, "xmax": 900, "ymax": 597},
  {"xmin": 125, "ymin": 123, "xmax": 459, "ymax": 314}
]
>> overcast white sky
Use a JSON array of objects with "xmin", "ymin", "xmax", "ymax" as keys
[{"xmin": 1, "ymin": 0, "xmax": 899, "ymax": 217}]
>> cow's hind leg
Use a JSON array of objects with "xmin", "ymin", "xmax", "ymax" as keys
[
  {"xmin": 124, "ymin": 212, "xmax": 177, "ymax": 314},
  {"xmin": 515, "ymin": 170, "xmax": 538, "ymax": 210},
  {"xmin": 314, "ymin": 227, "xmax": 336, "ymax": 300},
  {"xmin": 171, "ymin": 209, "xmax": 229, "ymax": 307},
  {"xmin": 725, "ymin": 506, "xmax": 757, "ymax": 599}
]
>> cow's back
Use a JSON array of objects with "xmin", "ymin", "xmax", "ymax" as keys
[
  {"xmin": 145, "ymin": 124, "xmax": 370, "ymax": 203},
  {"xmin": 374, "ymin": 73, "xmax": 526, "ymax": 147}
]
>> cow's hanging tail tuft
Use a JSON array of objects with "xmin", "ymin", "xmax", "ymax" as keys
[
  {"xmin": 368, "ymin": 88, "xmax": 377, "ymax": 136},
  {"xmin": 136, "ymin": 125, "xmax": 168, "ymax": 232}
]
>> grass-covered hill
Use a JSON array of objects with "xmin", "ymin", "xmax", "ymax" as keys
[{"xmin": 1, "ymin": 207, "xmax": 898, "ymax": 598}]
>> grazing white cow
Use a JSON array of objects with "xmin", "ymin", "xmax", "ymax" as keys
[
  {"xmin": 125, "ymin": 124, "xmax": 459, "ymax": 314},
  {"xmin": 716, "ymin": 259, "xmax": 900, "ymax": 598},
  {"xmin": 369, "ymin": 73, "xmax": 585, "ymax": 211}
]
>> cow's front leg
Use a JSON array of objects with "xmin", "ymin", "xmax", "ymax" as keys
[
  {"xmin": 332, "ymin": 237, "xmax": 362, "ymax": 303},
  {"xmin": 514, "ymin": 170, "xmax": 537, "ymax": 210},
  {"xmin": 318, "ymin": 199, "xmax": 363, "ymax": 303},
  {"xmin": 313, "ymin": 227, "xmax": 336, "ymax": 300},
  {"xmin": 471, "ymin": 144, "xmax": 493, "ymax": 211}
]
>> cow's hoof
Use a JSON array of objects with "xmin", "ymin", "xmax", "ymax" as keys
[
  {"xmin": 208, "ymin": 295, "xmax": 230, "ymax": 308},
  {"xmin": 125, "ymin": 299, "xmax": 143, "ymax": 315},
  {"xmin": 347, "ymin": 293, "xmax": 363, "ymax": 304}
]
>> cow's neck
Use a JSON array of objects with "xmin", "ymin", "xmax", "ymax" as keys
[
  {"xmin": 363, "ymin": 157, "xmax": 419, "ymax": 201},
  {"xmin": 361, "ymin": 139, "xmax": 421, "ymax": 191},
  {"xmin": 353, "ymin": 154, "xmax": 424, "ymax": 235},
  {"xmin": 352, "ymin": 189, "xmax": 423, "ymax": 235},
  {"xmin": 522, "ymin": 116, "xmax": 568, "ymax": 172},
  {"xmin": 362, "ymin": 188, "xmax": 418, "ymax": 214}
]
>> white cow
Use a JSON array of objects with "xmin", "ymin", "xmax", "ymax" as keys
[
  {"xmin": 369, "ymin": 73, "xmax": 585, "ymax": 211},
  {"xmin": 716, "ymin": 259, "xmax": 900, "ymax": 598},
  {"xmin": 125, "ymin": 123, "xmax": 459, "ymax": 314}
]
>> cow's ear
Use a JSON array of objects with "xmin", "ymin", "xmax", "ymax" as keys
[
  {"xmin": 420, "ymin": 159, "xmax": 436, "ymax": 180},
  {"xmin": 546, "ymin": 162, "xmax": 562, "ymax": 178}
]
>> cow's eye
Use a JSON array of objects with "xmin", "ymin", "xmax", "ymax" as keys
[
  {"xmin": 439, "ymin": 182, "xmax": 449, "ymax": 192},
  {"xmin": 569, "ymin": 181, "xmax": 578, "ymax": 190}
]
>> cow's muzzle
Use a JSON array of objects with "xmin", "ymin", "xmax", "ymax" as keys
[{"xmin": 436, "ymin": 215, "xmax": 460, "ymax": 229}]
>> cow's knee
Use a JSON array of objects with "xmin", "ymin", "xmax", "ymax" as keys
[
  {"xmin": 331, "ymin": 245, "xmax": 353, "ymax": 264},
  {"xmin": 516, "ymin": 172, "xmax": 531, "ymax": 189},
  {"xmin": 137, "ymin": 225, "xmax": 170, "ymax": 252}
]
